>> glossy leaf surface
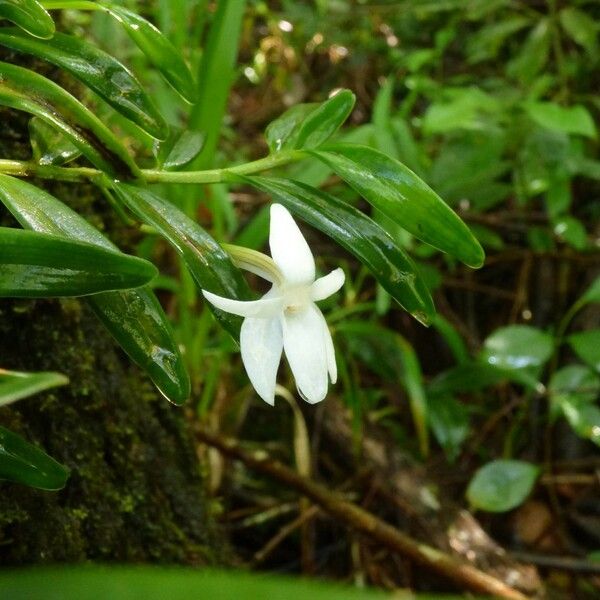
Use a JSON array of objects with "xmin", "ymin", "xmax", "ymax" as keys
[
  {"xmin": 0, "ymin": 28, "xmax": 168, "ymax": 139},
  {"xmin": 0, "ymin": 368, "xmax": 68, "ymax": 408},
  {"xmin": 113, "ymin": 184, "xmax": 250, "ymax": 337},
  {"xmin": 29, "ymin": 117, "xmax": 81, "ymax": 166},
  {"xmin": 0, "ymin": 0, "xmax": 54, "ymax": 39},
  {"xmin": 266, "ymin": 90, "xmax": 355, "ymax": 152},
  {"xmin": 310, "ymin": 144, "xmax": 485, "ymax": 268},
  {"xmin": 569, "ymin": 329, "xmax": 600, "ymax": 372},
  {"xmin": 467, "ymin": 460, "xmax": 539, "ymax": 512},
  {"xmin": 0, "ymin": 61, "xmax": 138, "ymax": 177},
  {"xmin": 100, "ymin": 2, "xmax": 196, "ymax": 103},
  {"xmin": 245, "ymin": 176, "xmax": 435, "ymax": 324},
  {"xmin": 0, "ymin": 175, "xmax": 189, "ymax": 405},
  {"xmin": 0, "ymin": 426, "xmax": 69, "ymax": 490},
  {"xmin": 153, "ymin": 128, "xmax": 205, "ymax": 169},
  {"xmin": 0, "ymin": 227, "xmax": 156, "ymax": 297}
]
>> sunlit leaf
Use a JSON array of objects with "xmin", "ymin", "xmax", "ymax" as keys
[
  {"xmin": 0, "ymin": 60, "xmax": 139, "ymax": 177},
  {"xmin": 0, "ymin": 227, "xmax": 156, "ymax": 297},
  {"xmin": 0, "ymin": 174, "xmax": 190, "ymax": 405},
  {"xmin": 154, "ymin": 128, "xmax": 205, "ymax": 170},
  {"xmin": 0, "ymin": 368, "xmax": 68, "ymax": 408},
  {"xmin": 310, "ymin": 144, "xmax": 485, "ymax": 268},
  {"xmin": 560, "ymin": 7, "xmax": 598, "ymax": 56},
  {"xmin": 467, "ymin": 460, "xmax": 539, "ymax": 512},
  {"xmin": 480, "ymin": 325, "xmax": 553, "ymax": 371},
  {"xmin": 0, "ymin": 0, "xmax": 55, "ymax": 39},
  {"xmin": 244, "ymin": 176, "xmax": 435, "ymax": 324},
  {"xmin": 525, "ymin": 102, "xmax": 597, "ymax": 138},
  {"xmin": 0, "ymin": 426, "xmax": 69, "ymax": 490},
  {"xmin": 0, "ymin": 28, "xmax": 168, "ymax": 139}
]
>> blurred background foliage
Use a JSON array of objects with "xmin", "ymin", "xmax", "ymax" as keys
[{"xmin": 1, "ymin": 0, "xmax": 599, "ymax": 597}]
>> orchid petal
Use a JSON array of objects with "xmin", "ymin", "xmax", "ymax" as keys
[
  {"xmin": 241, "ymin": 315, "xmax": 283, "ymax": 405},
  {"xmin": 316, "ymin": 307, "xmax": 337, "ymax": 384},
  {"xmin": 269, "ymin": 204, "xmax": 315, "ymax": 285},
  {"xmin": 311, "ymin": 268, "xmax": 345, "ymax": 302},
  {"xmin": 282, "ymin": 304, "xmax": 328, "ymax": 403},
  {"xmin": 202, "ymin": 289, "xmax": 282, "ymax": 318}
]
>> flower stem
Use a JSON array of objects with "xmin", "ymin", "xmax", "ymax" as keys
[{"xmin": 0, "ymin": 150, "xmax": 304, "ymax": 185}]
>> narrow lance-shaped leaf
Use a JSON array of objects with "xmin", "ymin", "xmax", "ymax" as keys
[
  {"xmin": 0, "ymin": 0, "xmax": 55, "ymax": 39},
  {"xmin": 0, "ymin": 28, "xmax": 169, "ymax": 139},
  {"xmin": 0, "ymin": 368, "xmax": 68, "ymax": 408},
  {"xmin": 310, "ymin": 144, "xmax": 485, "ymax": 268},
  {"xmin": 29, "ymin": 116, "xmax": 81, "ymax": 166},
  {"xmin": 0, "ymin": 426, "xmax": 69, "ymax": 490},
  {"xmin": 0, "ymin": 174, "xmax": 190, "ymax": 405},
  {"xmin": 0, "ymin": 61, "xmax": 139, "ymax": 178},
  {"xmin": 99, "ymin": 1, "xmax": 196, "ymax": 103},
  {"xmin": 243, "ymin": 176, "xmax": 435, "ymax": 324},
  {"xmin": 0, "ymin": 227, "xmax": 156, "ymax": 297},
  {"xmin": 265, "ymin": 90, "xmax": 355, "ymax": 153},
  {"xmin": 112, "ymin": 183, "xmax": 250, "ymax": 338}
]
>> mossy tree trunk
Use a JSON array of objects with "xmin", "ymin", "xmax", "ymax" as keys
[{"xmin": 0, "ymin": 56, "xmax": 222, "ymax": 564}]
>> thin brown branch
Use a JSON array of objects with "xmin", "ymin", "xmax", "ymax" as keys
[{"xmin": 196, "ymin": 426, "xmax": 533, "ymax": 600}]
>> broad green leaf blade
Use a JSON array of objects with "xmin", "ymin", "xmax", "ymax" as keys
[
  {"xmin": 428, "ymin": 395, "xmax": 469, "ymax": 462},
  {"xmin": 0, "ymin": 0, "xmax": 54, "ymax": 39},
  {"xmin": 310, "ymin": 144, "xmax": 485, "ymax": 268},
  {"xmin": 480, "ymin": 325, "xmax": 554, "ymax": 370},
  {"xmin": 549, "ymin": 365, "xmax": 600, "ymax": 406},
  {"xmin": 524, "ymin": 102, "xmax": 597, "ymax": 138},
  {"xmin": 245, "ymin": 176, "xmax": 435, "ymax": 324},
  {"xmin": 153, "ymin": 128, "xmax": 205, "ymax": 170},
  {"xmin": 0, "ymin": 368, "xmax": 68, "ymax": 408},
  {"xmin": 29, "ymin": 116, "xmax": 81, "ymax": 166},
  {"xmin": 580, "ymin": 276, "xmax": 600, "ymax": 306},
  {"xmin": 467, "ymin": 460, "xmax": 539, "ymax": 513},
  {"xmin": 0, "ymin": 426, "xmax": 69, "ymax": 490},
  {"xmin": 560, "ymin": 8, "xmax": 598, "ymax": 55},
  {"xmin": 0, "ymin": 566, "xmax": 389, "ymax": 600},
  {"xmin": 560, "ymin": 399, "xmax": 600, "ymax": 447},
  {"xmin": 0, "ymin": 175, "xmax": 189, "ymax": 405},
  {"xmin": 0, "ymin": 227, "xmax": 156, "ymax": 297},
  {"xmin": 569, "ymin": 329, "xmax": 600, "ymax": 372},
  {"xmin": 112, "ymin": 183, "xmax": 250, "ymax": 338},
  {"xmin": 0, "ymin": 61, "xmax": 139, "ymax": 178},
  {"xmin": 0, "ymin": 28, "xmax": 168, "ymax": 139},
  {"xmin": 100, "ymin": 2, "xmax": 197, "ymax": 103}
]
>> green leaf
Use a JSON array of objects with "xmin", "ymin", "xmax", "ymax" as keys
[
  {"xmin": 244, "ymin": 176, "xmax": 435, "ymax": 324},
  {"xmin": 0, "ymin": 368, "xmax": 68, "ymax": 408},
  {"xmin": 0, "ymin": 60, "xmax": 139, "ymax": 177},
  {"xmin": 525, "ymin": 102, "xmax": 597, "ymax": 138},
  {"xmin": 0, "ymin": 426, "xmax": 69, "ymax": 490},
  {"xmin": 480, "ymin": 325, "xmax": 554, "ymax": 371},
  {"xmin": 0, "ymin": 174, "xmax": 189, "ymax": 405},
  {"xmin": 310, "ymin": 144, "xmax": 485, "ymax": 268},
  {"xmin": 549, "ymin": 365, "xmax": 600, "ymax": 406},
  {"xmin": 112, "ymin": 183, "xmax": 250, "ymax": 338},
  {"xmin": 569, "ymin": 330, "xmax": 600, "ymax": 372},
  {"xmin": 29, "ymin": 117, "xmax": 81, "ymax": 166},
  {"xmin": 507, "ymin": 18, "xmax": 551, "ymax": 83},
  {"xmin": 580, "ymin": 276, "xmax": 600, "ymax": 306},
  {"xmin": 428, "ymin": 362, "xmax": 541, "ymax": 397},
  {"xmin": 0, "ymin": 566, "xmax": 389, "ymax": 600},
  {"xmin": 428, "ymin": 395, "xmax": 469, "ymax": 462},
  {"xmin": 560, "ymin": 400, "xmax": 600, "ymax": 447},
  {"xmin": 0, "ymin": 227, "xmax": 156, "ymax": 297},
  {"xmin": 560, "ymin": 7, "xmax": 598, "ymax": 56},
  {"xmin": 265, "ymin": 90, "xmax": 355, "ymax": 153},
  {"xmin": 467, "ymin": 460, "xmax": 539, "ymax": 512},
  {"xmin": 97, "ymin": 2, "xmax": 196, "ymax": 103},
  {"xmin": 153, "ymin": 128, "xmax": 206, "ymax": 170},
  {"xmin": 466, "ymin": 16, "xmax": 531, "ymax": 63},
  {"xmin": 553, "ymin": 216, "xmax": 588, "ymax": 250},
  {"xmin": 0, "ymin": 0, "xmax": 55, "ymax": 39},
  {"xmin": 0, "ymin": 28, "xmax": 168, "ymax": 139}
]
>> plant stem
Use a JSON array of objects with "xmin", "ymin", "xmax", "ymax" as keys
[{"xmin": 0, "ymin": 150, "xmax": 303, "ymax": 185}]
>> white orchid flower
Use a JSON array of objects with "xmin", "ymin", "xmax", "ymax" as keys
[{"xmin": 202, "ymin": 204, "xmax": 345, "ymax": 405}]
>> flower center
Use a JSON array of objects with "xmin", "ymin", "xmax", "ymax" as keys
[{"xmin": 282, "ymin": 284, "xmax": 311, "ymax": 314}]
